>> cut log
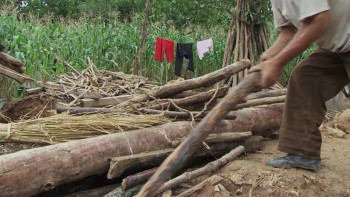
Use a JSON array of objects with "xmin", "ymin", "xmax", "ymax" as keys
[
  {"xmin": 0, "ymin": 64, "xmax": 34, "ymax": 83},
  {"xmin": 108, "ymin": 132, "xmax": 252, "ymax": 180},
  {"xmin": 148, "ymin": 86, "xmax": 229, "ymax": 110},
  {"xmin": 122, "ymin": 168, "xmax": 158, "ymax": 191},
  {"xmin": 108, "ymin": 149, "xmax": 173, "ymax": 180},
  {"xmin": 0, "ymin": 59, "xmax": 26, "ymax": 73},
  {"xmin": 176, "ymin": 175, "xmax": 224, "ymax": 197},
  {"xmin": 233, "ymin": 95, "xmax": 286, "ymax": 110},
  {"xmin": 80, "ymin": 95, "xmax": 133, "ymax": 107},
  {"xmin": 119, "ymin": 59, "xmax": 251, "ymax": 106},
  {"xmin": 0, "ymin": 104, "xmax": 281, "ymax": 197},
  {"xmin": 157, "ymin": 146, "xmax": 245, "ymax": 194},
  {"xmin": 137, "ymin": 72, "xmax": 261, "ymax": 197},
  {"xmin": 0, "ymin": 52, "xmax": 24, "ymax": 68},
  {"xmin": 246, "ymin": 89, "xmax": 287, "ymax": 100}
]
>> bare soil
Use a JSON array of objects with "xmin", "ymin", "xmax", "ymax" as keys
[
  {"xmin": 190, "ymin": 131, "xmax": 350, "ymax": 197},
  {"xmin": 0, "ymin": 94, "xmax": 57, "ymax": 122}
]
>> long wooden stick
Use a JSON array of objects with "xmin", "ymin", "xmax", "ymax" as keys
[
  {"xmin": 147, "ymin": 86, "xmax": 229, "ymax": 110},
  {"xmin": 118, "ymin": 59, "xmax": 251, "ymax": 106},
  {"xmin": 136, "ymin": 71, "xmax": 261, "ymax": 197}
]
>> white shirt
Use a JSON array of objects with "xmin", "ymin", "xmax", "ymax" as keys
[{"xmin": 271, "ymin": 0, "xmax": 350, "ymax": 53}]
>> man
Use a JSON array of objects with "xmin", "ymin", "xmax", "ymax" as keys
[{"xmin": 250, "ymin": 0, "xmax": 350, "ymax": 171}]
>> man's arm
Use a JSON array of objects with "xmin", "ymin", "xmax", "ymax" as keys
[
  {"xmin": 260, "ymin": 26, "xmax": 297, "ymax": 62},
  {"xmin": 251, "ymin": 11, "xmax": 330, "ymax": 88}
]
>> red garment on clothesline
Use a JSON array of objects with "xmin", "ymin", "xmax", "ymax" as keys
[{"xmin": 154, "ymin": 37, "xmax": 174, "ymax": 63}]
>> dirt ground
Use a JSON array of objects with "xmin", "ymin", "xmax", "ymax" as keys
[{"xmin": 191, "ymin": 131, "xmax": 350, "ymax": 197}]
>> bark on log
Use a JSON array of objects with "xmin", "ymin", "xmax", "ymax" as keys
[
  {"xmin": 122, "ymin": 168, "xmax": 158, "ymax": 190},
  {"xmin": 118, "ymin": 59, "xmax": 251, "ymax": 107},
  {"xmin": 246, "ymin": 89, "xmax": 287, "ymax": 100},
  {"xmin": 137, "ymin": 72, "xmax": 262, "ymax": 197},
  {"xmin": 0, "ymin": 104, "xmax": 281, "ymax": 197},
  {"xmin": 157, "ymin": 146, "xmax": 245, "ymax": 194},
  {"xmin": 0, "ymin": 64, "xmax": 34, "ymax": 83},
  {"xmin": 176, "ymin": 175, "xmax": 224, "ymax": 197},
  {"xmin": 147, "ymin": 86, "xmax": 229, "ymax": 110}
]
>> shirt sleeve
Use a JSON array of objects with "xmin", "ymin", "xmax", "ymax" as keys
[
  {"xmin": 298, "ymin": 0, "xmax": 330, "ymax": 21},
  {"xmin": 271, "ymin": 1, "xmax": 292, "ymax": 28}
]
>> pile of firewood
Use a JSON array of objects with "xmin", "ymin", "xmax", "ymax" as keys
[
  {"xmin": 26, "ymin": 58, "xmax": 157, "ymax": 107},
  {"xmin": 0, "ymin": 59, "xmax": 289, "ymax": 197}
]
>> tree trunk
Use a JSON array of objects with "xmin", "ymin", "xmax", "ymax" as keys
[
  {"xmin": 135, "ymin": 0, "xmax": 151, "ymax": 76},
  {"xmin": 0, "ymin": 104, "xmax": 282, "ymax": 197}
]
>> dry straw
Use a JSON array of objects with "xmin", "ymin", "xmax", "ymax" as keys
[{"xmin": 0, "ymin": 112, "xmax": 169, "ymax": 144}]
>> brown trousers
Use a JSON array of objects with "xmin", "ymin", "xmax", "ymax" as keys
[{"xmin": 279, "ymin": 48, "xmax": 350, "ymax": 160}]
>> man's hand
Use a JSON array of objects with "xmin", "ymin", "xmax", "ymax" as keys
[{"xmin": 249, "ymin": 59, "xmax": 283, "ymax": 88}]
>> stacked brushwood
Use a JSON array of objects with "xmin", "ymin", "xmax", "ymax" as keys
[
  {"xmin": 0, "ymin": 59, "xmax": 288, "ymax": 197},
  {"xmin": 26, "ymin": 58, "xmax": 157, "ymax": 107}
]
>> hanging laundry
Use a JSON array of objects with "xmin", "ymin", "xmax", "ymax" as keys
[
  {"xmin": 175, "ymin": 43, "xmax": 194, "ymax": 76},
  {"xmin": 154, "ymin": 37, "xmax": 175, "ymax": 63},
  {"xmin": 196, "ymin": 38, "xmax": 213, "ymax": 60}
]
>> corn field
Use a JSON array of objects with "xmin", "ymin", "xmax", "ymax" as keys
[{"xmin": 0, "ymin": 7, "xmax": 227, "ymax": 98}]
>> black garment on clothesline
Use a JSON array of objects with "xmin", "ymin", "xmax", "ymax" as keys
[{"xmin": 175, "ymin": 43, "xmax": 194, "ymax": 76}]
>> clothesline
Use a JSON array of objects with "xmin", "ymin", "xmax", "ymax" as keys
[{"xmin": 154, "ymin": 36, "xmax": 214, "ymax": 76}]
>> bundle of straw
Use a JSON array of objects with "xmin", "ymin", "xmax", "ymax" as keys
[{"xmin": 0, "ymin": 112, "xmax": 169, "ymax": 144}]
